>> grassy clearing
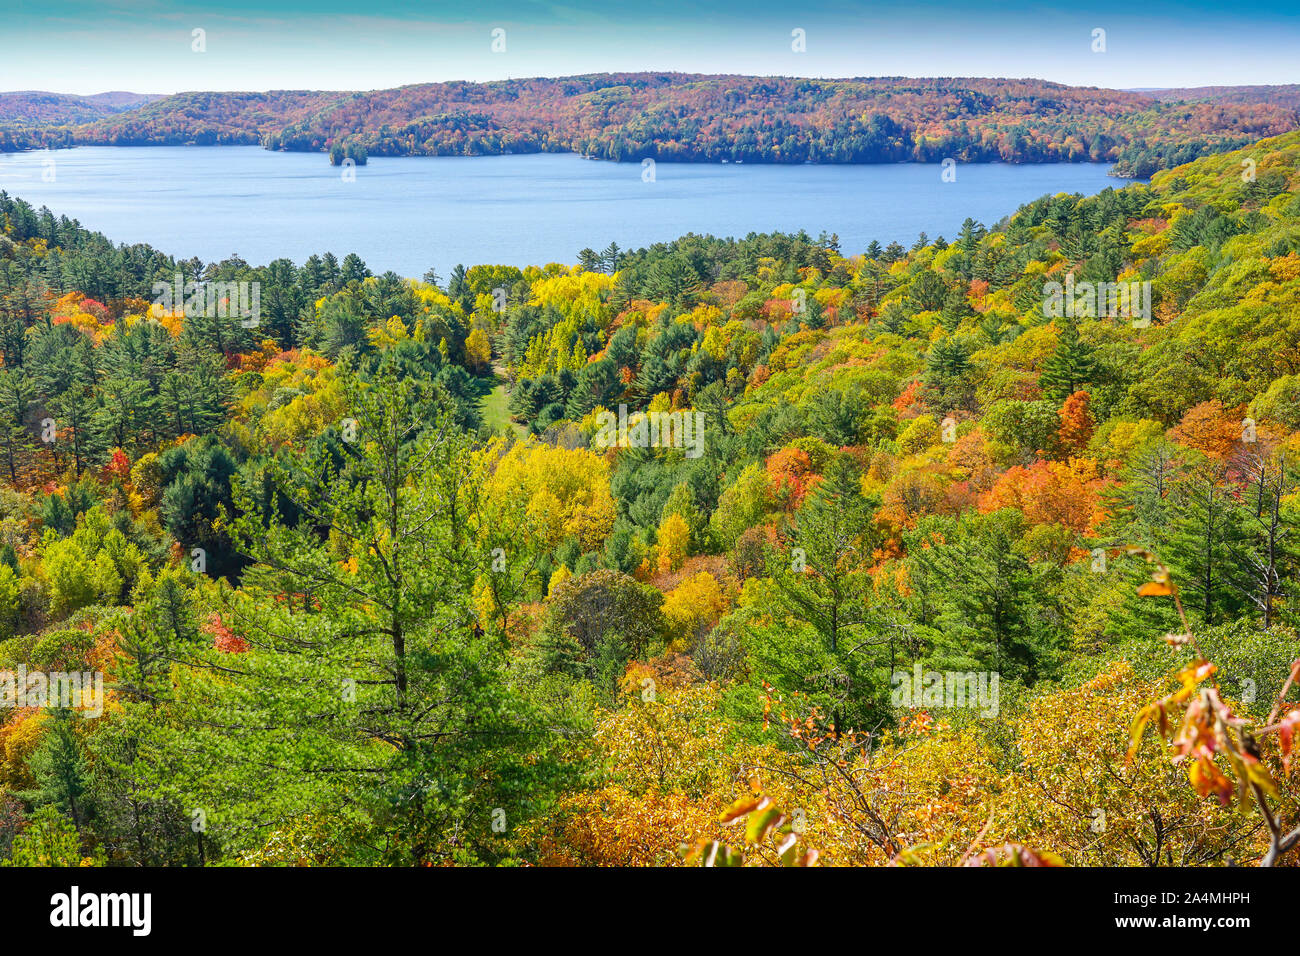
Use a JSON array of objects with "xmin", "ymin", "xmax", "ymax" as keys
[{"xmin": 477, "ymin": 376, "xmax": 528, "ymax": 437}]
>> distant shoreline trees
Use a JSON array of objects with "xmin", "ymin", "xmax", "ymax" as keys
[{"xmin": 8, "ymin": 75, "xmax": 1291, "ymax": 178}]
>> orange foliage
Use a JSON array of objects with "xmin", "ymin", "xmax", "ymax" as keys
[
  {"xmin": 50, "ymin": 291, "xmax": 115, "ymax": 342},
  {"xmin": 944, "ymin": 428, "xmax": 998, "ymax": 491},
  {"xmin": 1057, "ymin": 390, "xmax": 1095, "ymax": 456},
  {"xmin": 710, "ymin": 279, "xmax": 749, "ymax": 307},
  {"xmin": 1128, "ymin": 217, "xmax": 1169, "ymax": 235},
  {"xmin": 765, "ymin": 447, "xmax": 818, "ymax": 509},
  {"xmin": 978, "ymin": 457, "xmax": 1109, "ymax": 534},
  {"xmin": 651, "ymin": 553, "xmax": 731, "ymax": 592},
  {"xmin": 0, "ymin": 711, "xmax": 44, "ymax": 792},
  {"xmin": 1270, "ymin": 252, "xmax": 1300, "ymax": 283},
  {"xmin": 879, "ymin": 467, "xmax": 949, "ymax": 531},
  {"xmin": 539, "ymin": 786, "xmax": 722, "ymax": 866},
  {"xmin": 892, "ymin": 379, "xmax": 923, "ymax": 414},
  {"xmin": 941, "ymin": 479, "xmax": 980, "ymax": 514},
  {"xmin": 101, "ymin": 448, "xmax": 131, "ymax": 482},
  {"xmin": 204, "ymin": 612, "xmax": 250, "ymax": 654},
  {"xmin": 1169, "ymin": 400, "xmax": 1246, "ymax": 460}
]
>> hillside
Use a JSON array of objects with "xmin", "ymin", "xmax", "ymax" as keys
[
  {"xmin": 0, "ymin": 91, "xmax": 161, "ymax": 127},
  {"xmin": 0, "ymin": 91, "xmax": 158, "ymax": 125},
  {"xmin": 0, "ymin": 129, "xmax": 1298, "ymax": 867},
  {"xmin": 1150, "ymin": 84, "xmax": 1300, "ymax": 110},
  {"xmin": 6, "ymin": 74, "xmax": 1299, "ymax": 176},
  {"xmin": 0, "ymin": 91, "xmax": 162, "ymax": 153}
]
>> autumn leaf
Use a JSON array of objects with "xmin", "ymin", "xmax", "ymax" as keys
[
  {"xmin": 1278, "ymin": 710, "xmax": 1300, "ymax": 772},
  {"xmin": 745, "ymin": 805, "xmax": 786, "ymax": 845},
  {"xmin": 687, "ymin": 839, "xmax": 742, "ymax": 867},
  {"xmin": 1137, "ymin": 581, "xmax": 1173, "ymax": 597},
  {"xmin": 1127, "ymin": 705, "xmax": 1155, "ymax": 763},
  {"xmin": 964, "ymin": 844, "xmax": 1065, "ymax": 867},
  {"xmin": 1189, "ymin": 755, "xmax": 1234, "ymax": 805},
  {"xmin": 718, "ymin": 795, "xmax": 763, "ymax": 825}
]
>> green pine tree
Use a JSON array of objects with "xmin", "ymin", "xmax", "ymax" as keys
[{"xmin": 1039, "ymin": 317, "xmax": 1098, "ymax": 402}]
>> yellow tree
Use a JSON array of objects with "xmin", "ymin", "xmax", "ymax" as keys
[
  {"xmin": 1001, "ymin": 661, "xmax": 1255, "ymax": 865},
  {"xmin": 482, "ymin": 439, "xmax": 617, "ymax": 552},
  {"xmin": 465, "ymin": 327, "xmax": 492, "ymax": 374},
  {"xmin": 662, "ymin": 571, "xmax": 729, "ymax": 646},
  {"xmin": 656, "ymin": 512, "xmax": 690, "ymax": 575}
]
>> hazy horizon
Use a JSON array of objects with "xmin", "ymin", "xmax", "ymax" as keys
[
  {"xmin": 6, "ymin": 74, "xmax": 1299, "ymax": 99},
  {"xmin": 5, "ymin": 1, "xmax": 1299, "ymax": 95}
]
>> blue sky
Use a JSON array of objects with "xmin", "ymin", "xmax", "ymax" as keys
[{"xmin": 5, "ymin": 0, "xmax": 1300, "ymax": 94}]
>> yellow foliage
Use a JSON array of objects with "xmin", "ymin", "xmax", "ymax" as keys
[
  {"xmin": 465, "ymin": 327, "xmax": 492, "ymax": 372},
  {"xmin": 482, "ymin": 439, "xmax": 616, "ymax": 551},
  {"xmin": 656, "ymin": 512, "xmax": 689, "ymax": 575},
  {"xmin": 1130, "ymin": 230, "xmax": 1171, "ymax": 259},
  {"xmin": 999, "ymin": 662, "xmax": 1255, "ymax": 865},
  {"xmin": 537, "ymin": 682, "xmax": 793, "ymax": 865},
  {"xmin": 529, "ymin": 271, "xmax": 614, "ymax": 314},
  {"xmin": 0, "ymin": 711, "xmax": 45, "ymax": 791},
  {"xmin": 1270, "ymin": 252, "xmax": 1300, "ymax": 283},
  {"xmin": 548, "ymin": 564, "xmax": 571, "ymax": 594},
  {"xmin": 367, "ymin": 315, "xmax": 413, "ymax": 349},
  {"xmin": 662, "ymin": 571, "xmax": 728, "ymax": 644},
  {"xmin": 239, "ymin": 353, "xmax": 347, "ymax": 446}
]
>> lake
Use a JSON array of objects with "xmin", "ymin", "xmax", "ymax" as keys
[{"xmin": 0, "ymin": 146, "xmax": 1137, "ymax": 276}]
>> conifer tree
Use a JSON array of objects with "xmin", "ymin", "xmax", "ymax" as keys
[{"xmin": 1039, "ymin": 317, "xmax": 1098, "ymax": 402}]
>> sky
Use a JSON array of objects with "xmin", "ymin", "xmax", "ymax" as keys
[{"xmin": 4, "ymin": 0, "xmax": 1300, "ymax": 95}]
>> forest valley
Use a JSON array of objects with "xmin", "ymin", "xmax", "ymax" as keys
[{"xmin": 0, "ymin": 130, "xmax": 1299, "ymax": 867}]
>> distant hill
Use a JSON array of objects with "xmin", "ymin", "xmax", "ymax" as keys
[
  {"xmin": 1147, "ymin": 84, "xmax": 1300, "ymax": 110},
  {"xmin": 0, "ymin": 90, "xmax": 162, "ymax": 127},
  {"xmin": 3, "ymin": 74, "xmax": 1297, "ymax": 176}
]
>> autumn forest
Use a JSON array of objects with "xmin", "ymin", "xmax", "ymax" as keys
[
  {"xmin": 0, "ymin": 116, "xmax": 1296, "ymax": 872},
  {"xmin": 5, "ymin": 74, "xmax": 1300, "ymax": 177},
  {"xmin": 2, "ymin": 4, "xmax": 1300, "ymax": 884}
]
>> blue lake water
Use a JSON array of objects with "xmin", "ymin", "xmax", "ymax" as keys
[{"xmin": 0, "ymin": 146, "xmax": 1137, "ymax": 276}]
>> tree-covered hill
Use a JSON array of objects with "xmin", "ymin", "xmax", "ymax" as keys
[
  {"xmin": 0, "ymin": 91, "xmax": 163, "ymax": 153},
  {"xmin": 7, "ymin": 74, "xmax": 1299, "ymax": 176},
  {"xmin": 1149, "ymin": 84, "xmax": 1300, "ymax": 111},
  {"xmin": 0, "ymin": 91, "xmax": 161, "ymax": 127}
]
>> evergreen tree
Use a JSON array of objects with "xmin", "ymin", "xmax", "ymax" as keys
[
  {"xmin": 924, "ymin": 336, "xmax": 973, "ymax": 412},
  {"xmin": 19, "ymin": 708, "xmax": 94, "ymax": 835},
  {"xmin": 905, "ymin": 510, "xmax": 1061, "ymax": 681},
  {"xmin": 1164, "ymin": 460, "xmax": 1248, "ymax": 627},
  {"xmin": 132, "ymin": 370, "xmax": 568, "ymax": 863},
  {"xmin": 761, "ymin": 456, "xmax": 885, "ymax": 731},
  {"xmin": 600, "ymin": 242, "xmax": 622, "ymax": 273},
  {"xmin": 1039, "ymin": 317, "xmax": 1098, "ymax": 401},
  {"xmin": 0, "ymin": 367, "xmax": 33, "ymax": 482}
]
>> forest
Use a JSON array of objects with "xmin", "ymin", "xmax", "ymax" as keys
[
  {"xmin": 5, "ymin": 75, "xmax": 1300, "ymax": 177},
  {"xmin": 0, "ymin": 129, "xmax": 1298, "ymax": 867}
]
